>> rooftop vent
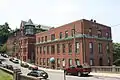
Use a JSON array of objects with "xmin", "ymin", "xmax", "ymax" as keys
[
  {"xmin": 94, "ymin": 20, "xmax": 96, "ymax": 23},
  {"xmin": 90, "ymin": 19, "xmax": 93, "ymax": 22}
]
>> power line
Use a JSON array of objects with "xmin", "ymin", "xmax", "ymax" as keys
[{"xmin": 111, "ymin": 24, "xmax": 120, "ymax": 27}]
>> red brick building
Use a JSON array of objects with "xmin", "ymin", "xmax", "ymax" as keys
[
  {"xmin": 19, "ymin": 36, "xmax": 35, "ymax": 63},
  {"xmin": 35, "ymin": 19, "xmax": 113, "ymax": 69},
  {"xmin": 6, "ymin": 29, "xmax": 21, "ymax": 57},
  {"xmin": 19, "ymin": 19, "xmax": 50, "ymax": 63}
]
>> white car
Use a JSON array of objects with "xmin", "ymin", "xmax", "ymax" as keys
[
  {"xmin": 12, "ymin": 59, "xmax": 19, "ymax": 64},
  {"xmin": 3, "ymin": 54, "xmax": 8, "ymax": 58}
]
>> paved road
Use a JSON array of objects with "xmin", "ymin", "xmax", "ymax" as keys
[
  {"xmin": 1, "ymin": 56, "xmax": 31, "ymax": 75},
  {"xmin": 1, "ymin": 55, "xmax": 120, "ymax": 80}
]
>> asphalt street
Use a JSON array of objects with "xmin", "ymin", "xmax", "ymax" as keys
[{"xmin": 0, "ymin": 55, "xmax": 120, "ymax": 80}]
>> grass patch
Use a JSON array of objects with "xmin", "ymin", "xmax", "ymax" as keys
[{"xmin": 0, "ymin": 69, "xmax": 13, "ymax": 80}]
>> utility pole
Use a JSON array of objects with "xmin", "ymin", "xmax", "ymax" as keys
[
  {"xmin": 64, "ymin": 70, "xmax": 66, "ymax": 80},
  {"xmin": 63, "ymin": 25, "xmax": 76, "ymax": 80}
]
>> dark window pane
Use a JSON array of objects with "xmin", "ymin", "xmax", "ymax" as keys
[
  {"xmin": 51, "ymin": 34, "xmax": 55, "ymax": 40},
  {"xmin": 62, "ymin": 44, "xmax": 65, "ymax": 53},
  {"xmin": 47, "ymin": 46, "xmax": 49, "ymax": 54},
  {"xmin": 68, "ymin": 43, "xmax": 72, "ymax": 53},
  {"xmin": 45, "ymin": 36, "xmax": 47, "ymax": 42},
  {"xmin": 60, "ymin": 32, "xmax": 62, "ymax": 39},
  {"xmin": 89, "ymin": 28, "xmax": 92, "ymax": 36},
  {"xmin": 57, "ymin": 44, "xmax": 60, "ymax": 53},
  {"xmin": 51, "ymin": 45, "xmax": 55, "ymax": 54},
  {"xmin": 71, "ymin": 29, "xmax": 75, "ymax": 37},
  {"xmin": 65, "ymin": 31, "xmax": 68, "ymax": 38},
  {"xmin": 98, "ymin": 30, "xmax": 102, "ymax": 38}
]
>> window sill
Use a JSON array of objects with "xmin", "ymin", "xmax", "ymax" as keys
[{"xmin": 68, "ymin": 53, "xmax": 72, "ymax": 54}]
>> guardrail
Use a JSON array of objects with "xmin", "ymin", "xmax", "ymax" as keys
[
  {"xmin": 0, "ymin": 67, "xmax": 13, "ymax": 75},
  {"xmin": 0, "ymin": 66, "xmax": 42, "ymax": 80},
  {"xmin": 91, "ymin": 65, "xmax": 120, "ymax": 73}
]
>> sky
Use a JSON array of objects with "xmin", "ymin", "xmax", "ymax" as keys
[{"xmin": 0, "ymin": 0, "xmax": 120, "ymax": 42}]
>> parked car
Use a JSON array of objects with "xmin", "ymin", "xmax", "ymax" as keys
[
  {"xmin": 0, "ymin": 60, "xmax": 2, "ymax": 64},
  {"xmin": 28, "ymin": 64, "xmax": 38, "ymax": 70},
  {"xmin": 1, "ymin": 53, "xmax": 4, "ymax": 56},
  {"xmin": 21, "ymin": 62, "xmax": 29, "ymax": 68},
  {"xmin": 64, "ymin": 64, "xmax": 91, "ymax": 77},
  {"xmin": 6, "ymin": 65, "xmax": 14, "ymax": 71},
  {"xmin": 27, "ymin": 70, "xmax": 48, "ymax": 79},
  {"xmin": 9, "ymin": 57, "xmax": 14, "ymax": 61},
  {"xmin": 0, "ymin": 60, "xmax": 2, "ymax": 67},
  {"xmin": 2, "ymin": 54, "xmax": 9, "ymax": 58},
  {"xmin": 2, "ymin": 64, "xmax": 8, "ymax": 68},
  {"xmin": 12, "ymin": 59, "xmax": 19, "ymax": 64}
]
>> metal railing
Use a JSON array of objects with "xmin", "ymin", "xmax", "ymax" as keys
[{"xmin": 91, "ymin": 66, "xmax": 120, "ymax": 73}]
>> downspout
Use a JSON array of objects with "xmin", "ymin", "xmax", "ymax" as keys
[{"xmin": 82, "ymin": 20, "xmax": 86, "ymax": 64}]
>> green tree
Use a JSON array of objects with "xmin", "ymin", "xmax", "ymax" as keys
[
  {"xmin": 0, "ymin": 22, "xmax": 11, "ymax": 44},
  {"xmin": 0, "ymin": 22, "xmax": 12, "ymax": 53},
  {"xmin": 113, "ymin": 43, "xmax": 120, "ymax": 66},
  {"xmin": 0, "ymin": 43, "xmax": 7, "ymax": 53}
]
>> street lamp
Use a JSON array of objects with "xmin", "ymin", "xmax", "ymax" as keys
[{"xmin": 64, "ymin": 70, "xmax": 66, "ymax": 80}]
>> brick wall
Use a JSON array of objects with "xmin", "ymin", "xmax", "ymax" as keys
[{"xmin": 35, "ymin": 19, "xmax": 113, "ymax": 69}]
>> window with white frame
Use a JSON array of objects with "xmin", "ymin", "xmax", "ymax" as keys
[
  {"xmin": 69, "ymin": 59, "xmax": 72, "ymax": 66},
  {"xmin": 89, "ymin": 28, "xmax": 92, "ymax": 36},
  {"xmin": 57, "ymin": 58, "xmax": 60, "ymax": 67},
  {"xmin": 65, "ymin": 31, "xmax": 68, "ymax": 38},
  {"xmin": 89, "ymin": 42, "xmax": 93, "ymax": 53},
  {"xmin": 62, "ymin": 59, "xmax": 65, "ymax": 67},
  {"xmin": 75, "ymin": 59, "xmax": 80, "ymax": 65},
  {"xmin": 75, "ymin": 42, "xmax": 79, "ymax": 53},
  {"xmin": 90, "ymin": 59, "xmax": 94, "ymax": 66}
]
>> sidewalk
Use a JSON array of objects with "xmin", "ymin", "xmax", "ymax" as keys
[
  {"xmin": 39, "ymin": 67, "xmax": 120, "ymax": 78},
  {"xmin": 90, "ymin": 72, "xmax": 120, "ymax": 78},
  {"xmin": 38, "ymin": 67, "xmax": 64, "ymax": 73},
  {"xmin": 38, "ymin": 66, "xmax": 120, "ymax": 78},
  {"xmin": 25, "ymin": 61, "xmax": 120, "ymax": 78}
]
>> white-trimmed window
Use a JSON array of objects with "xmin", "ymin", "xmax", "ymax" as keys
[
  {"xmin": 89, "ymin": 42, "xmax": 93, "ymax": 53},
  {"xmin": 75, "ymin": 59, "xmax": 80, "ymax": 65},
  {"xmin": 62, "ymin": 59, "xmax": 65, "ymax": 67},
  {"xmin": 65, "ymin": 31, "xmax": 68, "ymax": 38},
  {"xmin": 75, "ymin": 42, "xmax": 79, "ymax": 53},
  {"xmin": 69, "ymin": 59, "xmax": 73, "ymax": 66},
  {"xmin": 90, "ymin": 59, "xmax": 94, "ymax": 66},
  {"xmin": 57, "ymin": 58, "xmax": 61, "ymax": 67}
]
